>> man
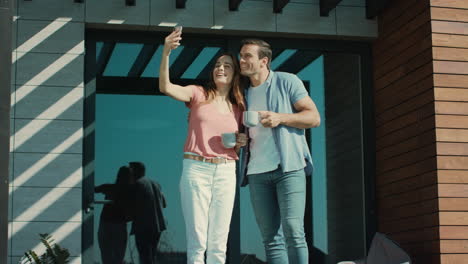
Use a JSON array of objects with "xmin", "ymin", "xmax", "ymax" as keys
[
  {"xmin": 129, "ymin": 162, "xmax": 167, "ymax": 264},
  {"xmin": 239, "ymin": 39, "xmax": 320, "ymax": 264}
]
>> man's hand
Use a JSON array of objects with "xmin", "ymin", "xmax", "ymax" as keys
[
  {"xmin": 255, "ymin": 97, "xmax": 320, "ymax": 129},
  {"xmin": 258, "ymin": 111, "xmax": 282, "ymax": 128}
]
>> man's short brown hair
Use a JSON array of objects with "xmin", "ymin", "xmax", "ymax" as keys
[{"xmin": 241, "ymin": 39, "xmax": 272, "ymax": 69}]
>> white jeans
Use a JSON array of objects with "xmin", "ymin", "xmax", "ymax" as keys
[{"xmin": 180, "ymin": 158, "xmax": 237, "ymax": 264}]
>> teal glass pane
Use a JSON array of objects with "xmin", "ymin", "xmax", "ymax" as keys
[
  {"xmin": 181, "ymin": 47, "xmax": 220, "ymax": 79},
  {"xmin": 297, "ymin": 56, "xmax": 328, "ymax": 254},
  {"xmin": 103, "ymin": 43, "xmax": 144, "ymax": 77},
  {"xmin": 95, "ymin": 94, "xmax": 189, "ymax": 262},
  {"xmin": 96, "ymin": 42, "xmax": 104, "ymax": 60},
  {"xmin": 271, "ymin": 49, "xmax": 297, "ymax": 70},
  {"xmin": 141, "ymin": 45, "xmax": 185, "ymax": 78}
]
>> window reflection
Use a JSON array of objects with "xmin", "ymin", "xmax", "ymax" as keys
[{"xmin": 95, "ymin": 95, "xmax": 189, "ymax": 263}]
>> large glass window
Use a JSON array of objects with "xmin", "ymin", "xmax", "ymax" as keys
[{"xmin": 83, "ymin": 30, "xmax": 374, "ymax": 264}]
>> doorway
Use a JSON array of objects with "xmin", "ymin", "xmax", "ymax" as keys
[{"xmin": 83, "ymin": 29, "xmax": 375, "ymax": 264}]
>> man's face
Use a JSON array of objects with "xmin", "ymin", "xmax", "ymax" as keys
[{"xmin": 239, "ymin": 44, "xmax": 268, "ymax": 77}]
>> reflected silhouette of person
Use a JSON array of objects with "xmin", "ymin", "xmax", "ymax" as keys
[
  {"xmin": 129, "ymin": 161, "xmax": 167, "ymax": 264},
  {"xmin": 95, "ymin": 165, "xmax": 135, "ymax": 264}
]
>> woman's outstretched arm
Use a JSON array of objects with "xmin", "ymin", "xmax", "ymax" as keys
[{"xmin": 159, "ymin": 30, "xmax": 192, "ymax": 102}]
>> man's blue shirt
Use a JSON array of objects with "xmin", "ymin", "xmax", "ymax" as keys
[{"xmin": 239, "ymin": 70, "xmax": 314, "ymax": 186}]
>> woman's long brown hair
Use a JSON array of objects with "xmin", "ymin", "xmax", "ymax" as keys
[{"xmin": 202, "ymin": 53, "xmax": 247, "ymax": 111}]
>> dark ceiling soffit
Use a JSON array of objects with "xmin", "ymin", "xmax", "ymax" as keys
[
  {"xmin": 229, "ymin": 0, "xmax": 243, "ymax": 11},
  {"xmin": 176, "ymin": 0, "xmax": 187, "ymax": 9},
  {"xmin": 366, "ymin": 0, "xmax": 389, "ymax": 19},
  {"xmin": 96, "ymin": 42, "xmax": 116, "ymax": 76},
  {"xmin": 170, "ymin": 47, "xmax": 204, "ymax": 78},
  {"xmin": 273, "ymin": 0, "xmax": 289, "ymax": 13},
  {"xmin": 320, "ymin": 0, "xmax": 342, "ymax": 16},
  {"xmin": 127, "ymin": 44, "xmax": 158, "ymax": 77},
  {"xmin": 97, "ymin": 76, "xmax": 206, "ymax": 95},
  {"xmin": 126, "ymin": 0, "xmax": 136, "ymax": 6}
]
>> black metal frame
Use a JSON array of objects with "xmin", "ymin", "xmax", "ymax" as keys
[
  {"xmin": 125, "ymin": 0, "xmax": 136, "ymax": 7},
  {"xmin": 176, "ymin": 0, "xmax": 186, "ymax": 9},
  {"xmin": 273, "ymin": 0, "xmax": 289, "ymax": 13},
  {"xmin": 320, "ymin": 0, "xmax": 343, "ymax": 17},
  {"xmin": 83, "ymin": 28, "xmax": 376, "ymax": 263},
  {"xmin": 82, "ymin": 28, "xmax": 97, "ymax": 264},
  {"xmin": 0, "ymin": 1, "xmax": 13, "ymax": 264},
  {"xmin": 319, "ymin": 0, "xmax": 388, "ymax": 18},
  {"xmin": 366, "ymin": 0, "xmax": 389, "ymax": 18},
  {"xmin": 229, "ymin": 0, "xmax": 243, "ymax": 11}
]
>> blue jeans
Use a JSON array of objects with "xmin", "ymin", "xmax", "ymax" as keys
[{"xmin": 248, "ymin": 167, "xmax": 308, "ymax": 264}]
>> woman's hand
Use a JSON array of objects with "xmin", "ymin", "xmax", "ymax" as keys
[
  {"xmin": 235, "ymin": 133, "xmax": 248, "ymax": 147},
  {"xmin": 159, "ymin": 29, "xmax": 191, "ymax": 102},
  {"xmin": 164, "ymin": 30, "xmax": 182, "ymax": 54}
]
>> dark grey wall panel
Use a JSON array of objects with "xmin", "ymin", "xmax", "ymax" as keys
[
  {"xmin": 324, "ymin": 53, "xmax": 366, "ymax": 263},
  {"xmin": 0, "ymin": 0, "xmax": 13, "ymax": 263}
]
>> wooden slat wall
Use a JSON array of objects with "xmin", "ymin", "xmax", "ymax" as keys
[
  {"xmin": 372, "ymin": 0, "xmax": 439, "ymax": 262},
  {"xmin": 374, "ymin": 0, "xmax": 468, "ymax": 262},
  {"xmin": 431, "ymin": 0, "xmax": 468, "ymax": 262}
]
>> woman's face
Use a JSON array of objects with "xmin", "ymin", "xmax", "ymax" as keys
[{"xmin": 212, "ymin": 55, "xmax": 235, "ymax": 87}]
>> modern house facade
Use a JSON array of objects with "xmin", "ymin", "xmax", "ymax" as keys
[{"xmin": 1, "ymin": 0, "xmax": 467, "ymax": 263}]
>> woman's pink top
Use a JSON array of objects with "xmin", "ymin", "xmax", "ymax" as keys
[{"xmin": 183, "ymin": 85, "xmax": 242, "ymax": 160}]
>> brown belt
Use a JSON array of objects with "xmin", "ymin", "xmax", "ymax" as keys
[{"xmin": 184, "ymin": 154, "xmax": 235, "ymax": 164}]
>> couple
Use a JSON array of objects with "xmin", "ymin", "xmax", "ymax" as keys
[{"xmin": 160, "ymin": 29, "xmax": 320, "ymax": 264}]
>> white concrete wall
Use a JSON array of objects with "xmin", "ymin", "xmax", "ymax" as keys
[{"xmin": 8, "ymin": 0, "xmax": 376, "ymax": 263}]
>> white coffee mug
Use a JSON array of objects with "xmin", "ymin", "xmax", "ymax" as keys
[
  {"xmin": 243, "ymin": 111, "xmax": 259, "ymax": 128},
  {"xmin": 221, "ymin": 133, "xmax": 237, "ymax": 148}
]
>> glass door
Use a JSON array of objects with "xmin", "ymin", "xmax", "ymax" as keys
[
  {"xmin": 83, "ymin": 34, "xmax": 232, "ymax": 263},
  {"xmin": 83, "ymin": 30, "xmax": 375, "ymax": 264}
]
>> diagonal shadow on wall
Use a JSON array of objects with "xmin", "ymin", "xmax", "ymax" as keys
[{"xmin": 9, "ymin": 16, "xmax": 85, "ymax": 264}]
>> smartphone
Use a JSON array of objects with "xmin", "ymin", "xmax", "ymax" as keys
[{"xmin": 174, "ymin": 26, "xmax": 183, "ymax": 33}]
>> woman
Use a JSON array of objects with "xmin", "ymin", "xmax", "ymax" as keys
[
  {"xmin": 159, "ymin": 29, "xmax": 247, "ymax": 264},
  {"xmin": 95, "ymin": 166, "xmax": 135, "ymax": 264}
]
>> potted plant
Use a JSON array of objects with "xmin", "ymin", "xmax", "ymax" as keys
[{"xmin": 20, "ymin": 233, "xmax": 70, "ymax": 264}]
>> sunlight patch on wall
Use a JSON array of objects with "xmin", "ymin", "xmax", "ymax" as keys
[
  {"xmin": 11, "ymin": 129, "xmax": 81, "ymax": 185},
  {"xmin": 158, "ymin": 22, "xmax": 178, "ymax": 27},
  {"xmin": 12, "ymin": 41, "xmax": 84, "ymax": 108},
  {"xmin": 13, "ymin": 18, "xmax": 73, "ymax": 63},
  {"xmin": 107, "ymin": 19, "xmax": 125, "ymax": 24},
  {"xmin": 11, "ymin": 169, "xmax": 82, "ymax": 234},
  {"xmin": 12, "ymin": 85, "xmax": 83, "ymax": 151},
  {"xmin": 70, "ymin": 255, "xmax": 81, "ymax": 264},
  {"xmin": 13, "ymin": 211, "xmax": 82, "ymax": 256},
  {"xmin": 12, "ymin": 128, "xmax": 82, "ymax": 191}
]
